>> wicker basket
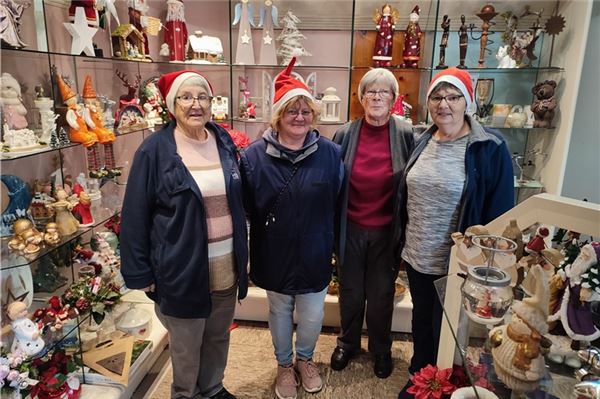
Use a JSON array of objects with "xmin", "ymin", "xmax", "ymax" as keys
[{"xmin": 143, "ymin": 16, "xmax": 162, "ymax": 36}]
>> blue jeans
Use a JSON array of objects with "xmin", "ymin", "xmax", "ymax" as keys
[{"xmin": 267, "ymin": 287, "xmax": 327, "ymax": 365}]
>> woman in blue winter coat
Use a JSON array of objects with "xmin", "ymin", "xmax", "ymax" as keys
[
  {"xmin": 396, "ymin": 68, "xmax": 514, "ymax": 398},
  {"xmin": 239, "ymin": 58, "xmax": 343, "ymax": 399}
]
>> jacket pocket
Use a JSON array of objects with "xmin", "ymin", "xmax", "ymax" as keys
[{"xmin": 164, "ymin": 163, "xmax": 191, "ymax": 196}]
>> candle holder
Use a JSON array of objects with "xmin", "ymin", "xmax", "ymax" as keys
[
  {"xmin": 469, "ymin": 5, "xmax": 498, "ymax": 68},
  {"xmin": 461, "ymin": 235, "xmax": 517, "ymax": 325}
]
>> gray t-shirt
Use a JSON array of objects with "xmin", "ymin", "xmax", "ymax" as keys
[{"xmin": 401, "ymin": 135, "xmax": 468, "ymax": 275}]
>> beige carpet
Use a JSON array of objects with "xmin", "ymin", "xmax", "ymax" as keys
[{"xmin": 150, "ymin": 325, "xmax": 412, "ymax": 399}]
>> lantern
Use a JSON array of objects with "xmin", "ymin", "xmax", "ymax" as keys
[{"xmin": 320, "ymin": 87, "xmax": 341, "ymax": 122}]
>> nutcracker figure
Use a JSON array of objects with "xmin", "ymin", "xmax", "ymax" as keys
[
  {"xmin": 163, "ymin": 0, "xmax": 188, "ymax": 62},
  {"xmin": 401, "ymin": 5, "xmax": 422, "ymax": 68},
  {"xmin": 372, "ymin": 4, "xmax": 395, "ymax": 67}
]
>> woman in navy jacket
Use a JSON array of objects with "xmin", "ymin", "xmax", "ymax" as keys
[
  {"xmin": 120, "ymin": 71, "xmax": 247, "ymax": 399},
  {"xmin": 396, "ymin": 68, "xmax": 513, "ymax": 399},
  {"xmin": 240, "ymin": 58, "xmax": 343, "ymax": 399}
]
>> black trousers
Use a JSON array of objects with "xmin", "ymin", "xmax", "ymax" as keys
[
  {"xmin": 337, "ymin": 223, "xmax": 398, "ymax": 355},
  {"xmin": 405, "ymin": 262, "xmax": 445, "ymax": 375}
]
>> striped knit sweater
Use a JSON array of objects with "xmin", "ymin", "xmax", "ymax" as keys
[{"xmin": 174, "ymin": 128, "xmax": 237, "ymax": 291}]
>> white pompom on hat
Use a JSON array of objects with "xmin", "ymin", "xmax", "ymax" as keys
[
  {"xmin": 157, "ymin": 70, "xmax": 213, "ymax": 115},
  {"xmin": 272, "ymin": 57, "xmax": 314, "ymax": 113},
  {"xmin": 426, "ymin": 67, "xmax": 474, "ymax": 111}
]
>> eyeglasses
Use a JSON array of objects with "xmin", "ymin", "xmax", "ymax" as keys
[
  {"xmin": 428, "ymin": 94, "xmax": 464, "ymax": 105},
  {"xmin": 364, "ymin": 89, "xmax": 393, "ymax": 99},
  {"xmin": 285, "ymin": 109, "xmax": 313, "ymax": 118},
  {"xmin": 176, "ymin": 94, "xmax": 213, "ymax": 106}
]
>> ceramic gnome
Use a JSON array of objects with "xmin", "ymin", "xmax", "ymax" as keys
[
  {"xmin": 489, "ymin": 264, "xmax": 550, "ymax": 393},
  {"xmin": 8, "ymin": 301, "xmax": 45, "ymax": 357},
  {"xmin": 548, "ymin": 242, "xmax": 600, "ymax": 341},
  {"xmin": 372, "ymin": 4, "xmax": 395, "ymax": 67}
]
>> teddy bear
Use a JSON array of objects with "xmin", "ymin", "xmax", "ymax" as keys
[{"xmin": 531, "ymin": 80, "xmax": 557, "ymax": 128}]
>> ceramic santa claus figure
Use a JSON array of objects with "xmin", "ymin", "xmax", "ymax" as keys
[
  {"xmin": 548, "ymin": 242, "xmax": 600, "ymax": 341},
  {"xmin": 401, "ymin": 5, "xmax": 422, "ymax": 68},
  {"xmin": 163, "ymin": 0, "xmax": 188, "ymax": 62},
  {"xmin": 525, "ymin": 226, "xmax": 549, "ymax": 254}
]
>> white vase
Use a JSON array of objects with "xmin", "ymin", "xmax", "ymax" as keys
[{"xmin": 451, "ymin": 386, "xmax": 499, "ymax": 399}]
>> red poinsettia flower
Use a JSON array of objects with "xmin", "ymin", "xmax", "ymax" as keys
[
  {"xmin": 219, "ymin": 123, "xmax": 251, "ymax": 151},
  {"xmin": 408, "ymin": 364, "xmax": 456, "ymax": 399}
]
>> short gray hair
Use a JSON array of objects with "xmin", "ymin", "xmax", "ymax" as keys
[
  {"xmin": 357, "ymin": 68, "xmax": 399, "ymax": 104},
  {"xmin": 178, "ymin": 75, "xmax": 211, "ymax": 96}
]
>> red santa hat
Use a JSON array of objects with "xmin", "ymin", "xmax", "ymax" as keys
[
  {"xmin": 426, "ymin": 67, "xmax": 474, "ymax": 111},
  {"xmin": 411, "ymin": 5, "xmax": 420, "ymax": 15},
  {"xmin": 272, "ymin": 57, "xmax": 314, "ymax": 113},
  {"xmin": 157, "ymin": 70, "xmax": 213, "ymax": 115}
]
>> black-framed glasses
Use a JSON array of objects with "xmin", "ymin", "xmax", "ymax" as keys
[
  {"xmin": 428, "ymin": 94, "xmax": 464, "ymax": 105},
  {"xmin": 364, "ymin": 89, "xmax": 393, "ymax": 99},
  {"xmin": 176, "ymin": 94, "xmax": 213, "ymax": 106}
]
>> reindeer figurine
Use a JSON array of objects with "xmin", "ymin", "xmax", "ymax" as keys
[{"xmin": 114, "ymin": 70, "xmax": 147, "ymax": 132}]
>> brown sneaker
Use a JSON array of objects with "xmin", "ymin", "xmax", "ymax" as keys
[
  {"xmin": 296, "ymin": 358, "xmax": 323, "ymax": 393},
  {"xmin": 275, "ymin": 364, "xmax": 298, "ymax": 399}
]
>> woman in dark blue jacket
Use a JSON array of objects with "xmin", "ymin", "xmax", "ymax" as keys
[
  {"xmin": 120, "ymin": 71, "xmax": 247, "ymax": 399},
  {"xmin": 396, "ymin": 68, "xmax": 513, "ymax": 399},
  {"xmin": 240, "ymin": 58, "xmax": 343, "ymax": 399}
]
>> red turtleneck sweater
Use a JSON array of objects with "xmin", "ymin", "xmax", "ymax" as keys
[{"xmin": 347, "ymin": 120, "xmax": 393, "ymax": 229}]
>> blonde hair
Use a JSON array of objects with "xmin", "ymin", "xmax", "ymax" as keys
[{"xmin": 270, "ymin": 95, "xmax": 320, "ymax": 132}]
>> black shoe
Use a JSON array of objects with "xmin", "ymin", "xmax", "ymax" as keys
[
  {"xmin": 330, "ymin": 346, "xmax": 354, "ymax": 371},
  {"xmin": 373, "ymin": 352, "xmax": 393, "ymax": 379},
  {"xmin": 209, "ymin": 387, "xmax": 236, "ymax": 399},
  {"xmin": 398, "ymin": 380, "xmax": 414, "ymax": 399}
]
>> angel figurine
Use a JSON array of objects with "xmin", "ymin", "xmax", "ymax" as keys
[
  {"xmin": 232, "ymin": 0, "xmax": 255, "ymax": 65},
  {"xmin": 8, "ymin": 301, "xmax": 45, "ymax": 357},
  {"xmin": 46, "ymin": 188, "xmax": 80, "ymax": 236},
  {"xmin": 257, "ymin": 0, "xmax": 278, "ymax": 65},
  {"xmin": 372, "ymin": 4, "xmax": 397, "ymax": 67},
  {"xmin": 0, "ymin": 0, "xmax": 30, "ymax": 48},
  {"xmin": 401, "ymin": 5, "xmax": 422, "ymax": 68}
]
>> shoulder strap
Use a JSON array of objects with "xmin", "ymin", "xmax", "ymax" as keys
[{"xmin": 265, "ymin": 164, "xmax": 300, "ymax": 226}]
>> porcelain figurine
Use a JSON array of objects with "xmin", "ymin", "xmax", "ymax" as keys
[
  {"xmin": 0, "ymin": 0, "xmax": 29, "ymax": 48},
  {"xmin": 8, "ymin": 301, "xmax": 45, "ymax": 357},
  {"xmin": 68, "ymin": 0, "xmax": 99, "ymax": 27},
  {"xmin": 372, "ymin": 4, "xmax": 395, "ymax": 67},
  {"xmin": 163, "ymin": 0, "xmax": 188, "ymax": 62},
  {"xmin": 502, "ymin": 219, "xmax": 524, "ymax": 260},
  {"xmin": 1, "ymin": 73, "xmax": 42, "ymax": 152},
  {"xmin": 496, "ymin": 45, "xmax": 517, "ymax": 68},
  {"xmin": 46, "ymin": 189, "xmax": 80, "ymax": 236},
  {"xmin": 489, "ymin": 264, "xmax": 550, "ymax": 393},
  {"xmin": 115, "ymin": 70, "xmax": 147, "ymax": 133},
  {"xmin": 232, "ymin": 0, "xmax": 255, "ymax": 64},
  {"xmin": 34, "ymin": 89, "xmax": 59, "ymax": 144},
  {"xmin": 401, "ymin": 5, "xmax": 422, "ymax": 68},
  {"xmin": 187, "ymin": 31, "xmax": 224, "ymax": 64},
  {"xmin": 141, "ymin": 78, "xmax": 168, "ymax": 128},
  {"xmin": 549, "ymin": 243, "xmax": 600, "ymax": 341},
  {"xmin": 72, "ymin": 191, "xmax": 94, "ymax": 226},
  {"xmin": 8, "ymin": 218, "xmax": 43, "ymax": 254},
  {"xmin": 525, "ymin": 226, "xmax": 549, "ymax": 255},
  {"xmin": 43, "ymin": 222, "xmax": 61, "ymax": 245}
]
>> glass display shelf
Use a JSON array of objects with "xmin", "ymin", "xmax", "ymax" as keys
[
  {"xmin": 1, "ymin": 181, "xmax": 125, "ymax": 270},
  {"xmin": 1, "ymin": 127, "xmax": 149, "ymax": 162},
  {"xmin": 231, "ymin": 117, "xmax": 346, "ymax": 126},
  {"xmin": 350, "ymin": 65, "xmax": 565, "ymax": 73},
  {"xmin": 434, "ymin": 274, "xmax": 578, "ymax": 399},
  {"xmin": 232, "ymin": 64, "xmax": 351, "ymax": 70}
]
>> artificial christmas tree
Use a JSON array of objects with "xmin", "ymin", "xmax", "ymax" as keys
[{"xmin": 276, "ymin": 10, "xmax": 311, "ymax": 65}]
